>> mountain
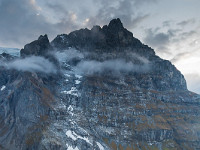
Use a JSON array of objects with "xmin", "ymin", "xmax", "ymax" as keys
[
  {"xmin": 0, "ymin": 47, "xmax": 20, "ymax": 57},
  {"xmin": 0, "ymin": 18, "xmax": 199, "ymax": 150}
]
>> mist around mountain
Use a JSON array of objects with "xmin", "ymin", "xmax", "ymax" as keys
[{"xmin": 0, "ymin": 18, "xmax": 199, "ymax": 150}]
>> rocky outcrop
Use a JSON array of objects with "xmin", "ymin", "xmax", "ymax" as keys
[{"xmin": 21, "ymin": 34, "xmax": 52, "ymax": 57}]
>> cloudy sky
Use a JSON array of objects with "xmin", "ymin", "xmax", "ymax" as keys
[{"xmin": 0, "ymin": 0, "xmax": 200, "ymax": 93}]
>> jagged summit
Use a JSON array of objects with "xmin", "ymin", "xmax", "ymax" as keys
[
  {"xmin": 51, "ymin": 18, "xmax": 148, "ymax": 52},
  {"xmin": 21, "ymin": 18, "xmax": 150, "ymax": 57},
  {"xmin": 21, "ymin": 34, "xmax": 52, "ymax": 57},
  {"xmin": 107, "ymin": 18, "xmax": 124, "ymax": 30},
  {"xmin": 38, "ymin": 34, "xmax": 49, "ymax": 42},
  {"xmin": 90, "ymin": 18, "xmax": 124, "ymax": 32}
]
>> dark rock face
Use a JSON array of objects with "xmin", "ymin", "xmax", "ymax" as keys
[
  {"xmin": 101, "ymin": 18, "xmax": 135, "ymax": 47},
  {"xmin": 21, "ymin": 34, "xmax": 52, "ymax": 57},
  {"xmin": 0, "ymin": 52, "xmax": 59, "ymax": 149},
  {"xmin": 0, "ymin": 18, "xmax": 199, "ymax": 150},
  {"xmin": 51, "ymin": 18, "xmax": 154, "ymax": 55},
  {"xmin": 20, "ymin": 34, "xmax": 59, "ymax": 67}
]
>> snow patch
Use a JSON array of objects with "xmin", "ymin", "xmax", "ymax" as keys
[
  {"xmin": 66, "ymin": 144, "xmax": 79, "ymax": 150},
  {"xmin": 65, "ymin": 130, "xmax": 92, "ymax": 145},
  {"xmin": 66, "ymin": 130, "xmax": 77, "ymax": 140},
  {"xmin": 1, "ymin": 85, "xmax": 6, "ymax": 91},
  {"xmin": 78, "ymin": 127, "xmax": 88, "ymax": 135},
  {"xmin": 99, "ymin": 126, "xmax": 114, "ymax": 134},
  {"xmin": 56, "ymin": 99, "xmax": 66, "ymax": 109},
  {"xmin": 64, "ymin": 73, "xmax": 71, "ymax": 77},
  {"xmin": 57, "ymin": 103, "xmax": 66, "ymax": 109},
  {"xmin": 96, "ymin": 142, "xmax": 104, "ymax": 150},
  {"xmin": 68, "ymin": 105, "xmax": 73, "ymax": 112},
  {"xmin": 75, "ymin": 80, "xmax": 81, "ymax": 84},
  {"xmin": 61, "ymin": 87, "xmax": 79, "ymax": 97},
  {"xmin": 69, "ymin": 119, "xmax": 76, "ymax": 125},
  {"xmin": 67, "ymin": 105, "xmax": 74, "ymax": 116},
  {"xmin": 75, "ymin": 74, "xmax": 82, "ymax": 79}
]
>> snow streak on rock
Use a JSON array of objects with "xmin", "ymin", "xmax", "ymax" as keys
[{"xmin": 1, "ymin": 85, "xmax": 6, "ymax": 91}]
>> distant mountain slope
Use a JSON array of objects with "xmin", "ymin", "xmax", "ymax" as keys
[{"xmin": 0, "ymin": 47, "xmax": 20, "ymax": 57}]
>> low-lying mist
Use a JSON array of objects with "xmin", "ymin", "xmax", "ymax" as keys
[
  {"xmin": 74, "ymin": 59, "xmax": 150, "ymax": 75},
  {"xmin": 54, "ymin": 48, "xmax": 84, "ymax": 63},
  {"xmin": 0, "ymin": 56, "xmax": 57, "ymax": 74},
  {"xmin": 54, "ymin": 49, "xmax": 151, "ymax": 75},
  {"xmin": 0, "ymin": 48, "xmax": 151, "ymax": 75}
]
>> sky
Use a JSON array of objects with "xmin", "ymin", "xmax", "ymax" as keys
[{"xmin": 0, "ymin": 0, "xmax": 200, "ymax": 93}]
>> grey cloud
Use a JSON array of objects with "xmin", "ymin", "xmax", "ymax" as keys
[
  {"xmin": 130, "ymin": 15, "xmax": 150, "ymax": 28},
  {"xmin": 179, "ymin": 30, "xmax": 197, "ymax": 38},
  {"xmin": 144, "ymin": 28, "xmax": 174, "ymax": 50},
  {"xmin": 185, "ymin": 73, "xmax": 200, "ymax": 94},
  {"xmin": 44, "ymin": 2, "xmax": 81, "ymax": 32},
  {"xmin": 54, "ymin": 49, "xmax": 84, "ymax": 63},
  {"xmin": 143, "ymin": 27, "xmax": 186, "ymax": 52},
  {"xmin": 0, "ymin": 0, "xmax": 52, "ymax": 47},
  {"xmin": 162, "ymin": 19, "xmax": 196, "ymax": 28},
  {"xmin": 169, "ymin": 30, "xmax": 198, "ymax": 45},
  {"xmin": 87, "ymin": 0, "xmax": 154, "ymax": 29},
  {"xmin": 162, "ymin": 20, "xmax": 174, "ymax": 27},
  {"xmin": 171, "ymin": 46, "xmax": 199, "ymax": 64},
  {"xmin": 74, "ymin": 59, "xmax": 150, "ymax": 75},
  {"xmin": 0, "ymin": 0, "xmax": 157, "ymax": 48},
  {"xmin": 54, "ymin": 19, "xmax": 79, "ymax": 35},
  {"xmin": 54, "ymin": 49, "xmax": 150, "ymax": 75},
  {"xmin": 162, "ymin": 21, "xmax": 171, "ymax": 27},
  {"xmin": 171, "ymin": 52, "xmax": 191, "ymax": 63},
  {"xmin": 133, "ymin": 0, "xmax": 158, "ymax": 8},
  {"xmin": 144, "ymin": 25, "xmax": 199, "ymax": 54},
  {"xmin": 0, "ymin": 0, "xmax": 80, "ymax": 48},
  {"xmin": 177, "ymin": 19, "xmax": 196, "ymax": 27},
  {"xmin": 0, "ymin": 56, "xmax": 57, "ymax": 74}
]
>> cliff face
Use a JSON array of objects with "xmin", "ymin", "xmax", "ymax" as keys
[{"xmin": 0, "ymin": 18, "xmax": 199, "ymax": 150}]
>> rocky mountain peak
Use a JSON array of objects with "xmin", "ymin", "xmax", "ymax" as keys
[
  {"xmin": 91, "ymin": 25, "xmax": 101, "ymax": 32},
  {"xmin": 107, "ymin": 18, "xmax": 124, "ymax": 31},
  {"xmin": 51, "ymin": 18, "xmax": 148, "ymax": 52},
  {"xmin": 20, "ymin": 34, "xmax": 52, "ymax": 57},
  {"xmin": 38, "ymin": 34, "xmax": 49, "ymax": 42}
]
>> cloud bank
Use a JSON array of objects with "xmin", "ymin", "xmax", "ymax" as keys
[
  {"xmin": 54, "ymin": 48, "xmax": 84, "ymax": 63},
  {"xmin": 74, "ymin": 59, "xmax": 150, "ymax": 75},
  {"xmin": 53, "ymin": 49, "xmax": 151, "ymax": 75},
  {"xmin": 0, "ymin": 56, "xmax": 57, "ymax": 74}
]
